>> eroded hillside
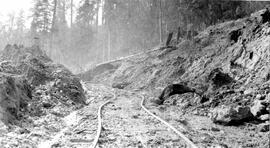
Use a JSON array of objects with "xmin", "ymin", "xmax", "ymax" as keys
[{"xmin": 80, "ymin": 9, "xmax": 270, "ymax": 147}]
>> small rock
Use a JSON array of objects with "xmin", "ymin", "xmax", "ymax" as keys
[
  {"xmin": 193, "ymin": 110, "xmax": 199, "ymax": 115},
  {"xmin": 259, "ymin": 114, "xmax": 269, "ymax": 121},
  {"xmin": 51, "ymin": 142, "xmax": 61, "ymax": 147},
  {"xmin": 64, "ymin": 131, "xmax": 72, "ymax": 135},
  {"xmin": 211, "ymin": 127, "xmax": 220, "ymax": 132},
  {"xmin": 200, "ymin": 127, "xmax": 207, "ymax": 130},
  {"xmin": 35, "ymin": 90, "xmax": 43, "ymax": 95},
  {"xmin": 244, "ymin": 88, "xmax": 254, "ymax": 95},
  {"xmin": 266, "ymin": 94, "xmax": 270, "ymax": 101},
  {"xmin": 15, "ymin": 128, "xmax": 30, "ymax": 134},
  {"xmin": 219, "ymin": 130, "xmax": 225, "ymax": 134},
  {"xmin": 211, "ymin": 105, "xmax": 253, "ymax": 125},
  {"xmin": 255, "ymin": 94, "xmax": 261, "ymax": 99},
  {"xmin": 31, "ymin": 130, "xmax": 46, "ymax": 137},
  {"xmin": 250, "ymin": 100, "xmax": 267, "ymax": 117},
  {"xmin": 0, "ymin": 121, "xmax": 9, "ymax": 133},
  {"xmin": 258, "ymin": 123, "xmax": 269, "ymax": 132},
  {"xmin": 31, "ymin": 136, "xmax": 39, "ymax": 142},
  {"xmin": 209, "ymin": 144, "xmax": 228, "ymax": 148},
  {"xmin": 132, "ymin": 114, "xmax": 139, "ymax": 119},
  {"xmin": 42, "ymin": 102, "xmax": 53, "ymax": 108},
  {"xmin": 255, "ymin": 94, "xmax": 265, "ymax": 100},
  {"xmin": 150, "ymin": 98, "xmax": 163, "ymax": 106}
]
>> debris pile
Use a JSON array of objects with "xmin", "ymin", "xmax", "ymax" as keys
[{"xmin": 0, "ymin": 44, "xmax": 85, "ymax": 126}]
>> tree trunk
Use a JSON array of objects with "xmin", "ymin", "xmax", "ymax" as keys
[
  {"xmin": 177, "ymin": 27, "xmax": 181, "ymax": 42},
  {"xmin": 102, "ymin": 41, "xmax": 105, "ymax": 62},
  {"xmin": 50, "ymin": 0, "xmax": 57, "ymax": 57},
  {"xmin": 70, "ymin": 0, "xmax": 73, "ymax": 27},
  {"xmin": 166, "ymin": 32, "xmax": 173, "ymax": 47},
  {"xmin": 96, "ymin": 0, "xmax": 99, "ymax": 30},
  {"xmin": 108, "ymin": 29, "xmax": 111, "ymax": 61},
  {"xmin": 63, "ymin": 1, "xmax": 66, "ymax": 21},
  {"xmin": 159, "ymin": 0, "xmax": 163, "ymax": 44},
  {"xmin": 52, "ymin": 0, "xmax": 57, "ymax": 32}
]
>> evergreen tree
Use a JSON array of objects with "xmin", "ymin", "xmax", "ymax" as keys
[
  {"xmin": 77, "ymin": 0, "xmax": 96, "ymax": 28},
  {"xmin": 31, "ymin": 0, "xmax": 52, "ymax": 33},
  {"xmin": 15, "ymin": 10, "xmax": 26, "ymax": 44}
]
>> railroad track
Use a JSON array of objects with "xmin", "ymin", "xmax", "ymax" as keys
[
  {"xmin": 82, "ymin": 82, "xmax": 116, "ymax": 148},
  {"xmin": 91, "ymin": 99, "xmax": 112, "ymax": 148},
  {"xmin": 36, "ymin": 83, "xmax": 115, "ymax": 148},
  {"xmin": 86, "ymin": 82, "xmax": 198, "ymax": 148},
  {"xmin": 139, "ymin": 93, "xmax": 198, "ymax": 148}
]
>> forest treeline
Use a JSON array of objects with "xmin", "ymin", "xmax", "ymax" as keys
[{"xmin": 0, "ymin": 0, "xmax": 269, "ymax": 72}]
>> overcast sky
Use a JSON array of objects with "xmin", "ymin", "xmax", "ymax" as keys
[
  {"xmin": 0, "ymin": 0, "xmax": 32, "ymax": 15},
  {"xmin": 0, "ymin": 0, "xmax": 32, "ymax": 26},
  {"xmin": 0, "ymin": 0, "xmax": 102, "ymax": 27},
  {"xmin": 0, "ymin": 0, "xmax": 32, "ymax": 16}
]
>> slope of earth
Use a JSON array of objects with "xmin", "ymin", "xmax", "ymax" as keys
[
  {"xmin": 80, "ymin": 9, "xmax": 270, "ymax": 147},
  {"xmin": 0, "ymin": 45, "xmax": 86, "ymax": 147}
]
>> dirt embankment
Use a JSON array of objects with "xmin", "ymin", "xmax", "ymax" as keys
[
  {"xmin": 0, "ymin": 44, "xmax": 85, "ymax": 127},
  {"xmin": 80, "ymin": 9, "xmax": 270, "ymax": 147}
]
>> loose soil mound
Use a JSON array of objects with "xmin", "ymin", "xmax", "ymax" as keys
[{"xmin": 0, "ymin": 45, "xmax": 85, "ymax": 126}]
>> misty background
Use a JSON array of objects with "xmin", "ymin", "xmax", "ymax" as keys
[{"xmin": 0, "ymin": 0, "xmax": 269, "ymax": 73}]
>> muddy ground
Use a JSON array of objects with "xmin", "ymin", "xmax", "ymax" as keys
[{"xmin": 2, "ymin": 83, "xmax": 265, "ymax": 147}]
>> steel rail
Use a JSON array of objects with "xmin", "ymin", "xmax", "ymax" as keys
[
  {"xmin": 88, "ymin": 83, "xmax": 116, "ymax": 148},
  {"xmin": 85, "ymin": 82, "xmax": 198, "ymax": 148},
  {"xmin": 139, "ymin": 94, "xmax": 198, "ymax": 148},
  {"xmin": 119, "ymin": 88, "xmax": 199, "ymax": 148},
  {"xmin": 91, "ymin": 99, "xmax": 111, "ymax": 148}
]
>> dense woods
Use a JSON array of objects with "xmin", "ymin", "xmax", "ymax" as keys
[{"xmin": 0, "ymin": 0, "xmax": 269, "ymax": 73}]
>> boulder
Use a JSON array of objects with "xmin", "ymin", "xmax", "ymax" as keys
[
  {"xmin": 157, "ymin": 83, "xmax": 196, "ymax": 105},
  {"xmin": 259, "ymin": 114, "xmax": 269, "ymax": 121},
  {"xmin": 208, "ymin": 68, "xmax": 234, "ymax": 89},
  {"xmin": 255, "ymin": 94, "xmax": 265, "ymax": 100},
  {"xmin": 112, "ymin": 82, "xmax": 130, "ymax": 89},
  {"xmin": 258, "ymin": 122, "xmax": 270, "ymax": 132},
  {"xmin": 243, "ymin": 88, "xmax": 254, "ymax": 95},
  {"xmin": 0, "ymin": 121, "xmax": 8, "ymax": 133},
  {"xmin": 250, "ymin": 100, "xmax": 267, "ymax": 117},
  {"xmin": 211, "ymin": 105, "xmax": 254, "ymax": 125}
]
